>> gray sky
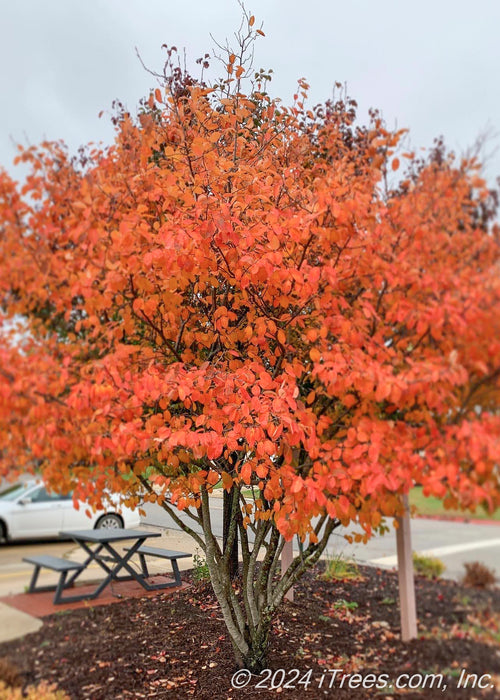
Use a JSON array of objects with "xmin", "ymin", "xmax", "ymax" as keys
[{"xmin": 2, "ymin": 0, "xmax": 500, "ymax": 183}]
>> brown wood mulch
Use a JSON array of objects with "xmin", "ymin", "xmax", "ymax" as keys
[{"xmin": 0, "ymin": 564, "xmax": 499, "ymax": 699}]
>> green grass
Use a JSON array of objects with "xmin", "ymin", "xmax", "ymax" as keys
[
  {"xmin": 321, "ymin": 556, "xmax": 364, "ymax": 582},
  {"xmin": 409, "ymin": 487, "xmax": 500, "ymax": 522},
  {"xmin": 412, "ymin": 552, "xmax": 445, "ymax": 579}
]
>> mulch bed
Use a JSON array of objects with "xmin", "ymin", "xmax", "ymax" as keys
[{"xmin": 0, "ymin": 564, "xmax": 499, "ymax": 699}]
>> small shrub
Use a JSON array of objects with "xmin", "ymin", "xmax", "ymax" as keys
[
  {"xmin": 412, "ymin": 552, "xmax": 445, "ymax": 579},
  {"xmin": 192, "ymin": 550, "xmax": 210, "ymax": 583},
  {"xmin": 462, "ymin": 561, "xmax": 496, "ymax": 589},
  {"xmin": 453, "ymin": 593, "xmax": 472, "ymax": 607},
  {"xmin": 333, "ymin": 599, "xmax": 359, "ymax": 611},
  {"xmin": 381, "ymin": 597, "xmax": 396, "ymax": 606},
  {"xmin": 0, "ymin": 680, "xmax": 69, "ymax": 699},
  {"xmin": 321, "ymin": 556, "xmax": 364, "ymax": 582},
  {"xmin": 0, "ymin": 659, "xmax": 21, "ymax": 689}
]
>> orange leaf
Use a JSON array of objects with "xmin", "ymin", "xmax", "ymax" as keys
[
  {"xmin": 310, "ymin": 348, "xmax": 321, "ymax": 362},
  {"xmin": 256, "ymin": 464, "xmax": 268, "ymax": 478},
  {"xmin": 240, "ymin": 462, "xmax": 252, "ymax": 484},
  {"xmin": 207, "ymin": 470, "xmax": 219, "ymax": 485},
  {"xmin": 221, "ymin": 472, "xmax": 233, "ymax": 490}
]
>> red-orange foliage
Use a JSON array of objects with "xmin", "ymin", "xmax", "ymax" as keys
[
  {"xmin": 0, "ymin": 23, "xmax": 499, "ymax": 669},
  {"xmin": 1, "ymin": 97, "xmax": 498, "ymax": 527}
]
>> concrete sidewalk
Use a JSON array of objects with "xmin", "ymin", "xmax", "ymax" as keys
[
  {"xmin": 0, "ymin": 601, "xmax": 43, "ymax": 642},
  {"xmin": 0, "ymin": 524, "xmax": 200, "ymax": 645}
]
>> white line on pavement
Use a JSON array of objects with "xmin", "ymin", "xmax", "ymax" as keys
[{"xmin": 370, "ymin": 537, "xmax": 500, "ymax": 567}]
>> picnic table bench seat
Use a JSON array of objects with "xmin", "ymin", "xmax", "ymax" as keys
[
  {"xmin": 23, "ymin": 555, "xmax": 84, "ymax": 604},
  {"xmin": 125, "ymin": 545, "xmax": 191, "ymax": 587}
]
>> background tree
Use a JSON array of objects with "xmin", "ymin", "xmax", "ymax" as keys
[{"xmin": 1, "ymin": 14, "xmax": 499, "ymax": 671}]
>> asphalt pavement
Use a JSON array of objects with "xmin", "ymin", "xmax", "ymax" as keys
[{"xmin": 141, "ymin": 501, "xmax": 500, "ymax": 583}]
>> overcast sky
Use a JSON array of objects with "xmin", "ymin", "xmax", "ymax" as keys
[{"xmin": 2, "ymin": 0, "xmax": 500, "ymax": 184}]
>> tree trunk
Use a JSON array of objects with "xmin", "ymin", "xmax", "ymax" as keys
[
  {"xmin": 154, "ymin": 481, "xmax": 341, "ymax": 673},
  {"xmin": 223, "ymin": 487, "xmax": 239, "ymax": 580},
  {"xmin": 242, "ymin": 612, "xmax": 273, "ymax": 673}
]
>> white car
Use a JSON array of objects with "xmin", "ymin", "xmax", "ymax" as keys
[{"xmin": 0, "ymin": 480, "xmax": 141, "ymax": 542}]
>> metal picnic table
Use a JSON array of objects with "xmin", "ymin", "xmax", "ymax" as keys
[{"xmin": 23, "ymin": 528, "xmax": 175, "ymax": 604}]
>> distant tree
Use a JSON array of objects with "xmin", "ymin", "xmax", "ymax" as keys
[{"xmin": 0, "ymin": 15, "xmax": 499, "ymax": 671}]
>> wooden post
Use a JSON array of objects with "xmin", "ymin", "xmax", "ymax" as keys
[
  {"xmin": 396, "ymin": 494, "xmax": 417, "ymax": 641},
  {"xmin": 281, "ymin": 539, "xmax": 294, "ymax": 602}
]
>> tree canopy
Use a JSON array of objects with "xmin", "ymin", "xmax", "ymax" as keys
[{"xmin": 0, "ymin": 18, "xmax": 499, "ymax": 670}]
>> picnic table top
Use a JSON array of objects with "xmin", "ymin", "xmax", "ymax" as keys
[{"xmin": 59, "ymin": 528, "xmax": 161, "ymax": 543}]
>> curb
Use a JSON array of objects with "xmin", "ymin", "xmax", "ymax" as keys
[{"xmin": 414, "ymin": 514, "xmax": 500, "ymax": 526}]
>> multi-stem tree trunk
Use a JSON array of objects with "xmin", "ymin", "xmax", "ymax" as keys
[
  {"xmin": 199, "ymin": 484, "xmax": 340, "ymax": 671},
  {"xmin": 141, "ymin": 473, "xmax": 340, "ymax": 671}
]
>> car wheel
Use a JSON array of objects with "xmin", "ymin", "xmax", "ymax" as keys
[
  {"xmin": 0, "ymin": 520, "xmax": 7, "ymax": 543},
  {"xmin": 95, "ymin": 514, "xmax": 123, "ymax": 529}
]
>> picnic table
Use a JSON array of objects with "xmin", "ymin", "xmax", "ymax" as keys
[{"xmin": 23, "ymin": 528, "xmax": 190, "ymax": 604}]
